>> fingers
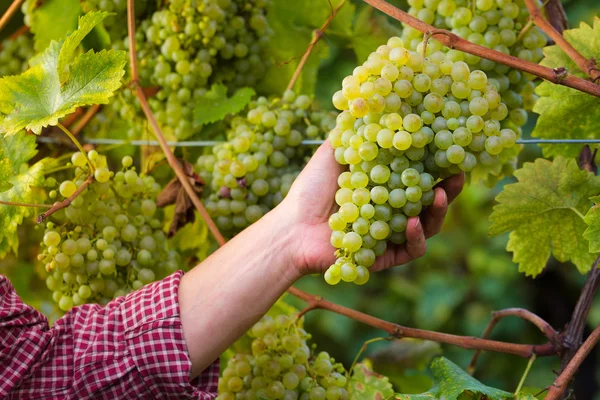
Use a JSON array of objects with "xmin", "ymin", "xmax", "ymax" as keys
[
  {"xmin": 434, "ymin": 172, "xmax": 465, "ymax": 204},
  {"xmin": 422, "ymin": 188, "xmax": 448, "ymax": 238},
  {"xmin": 371, "ymin": 218, "xmax": 426, "ymax": 272}
]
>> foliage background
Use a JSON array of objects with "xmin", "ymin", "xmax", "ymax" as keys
[{"xmin": 0, "ymin": 0, "xmax": 599, "ymax": 397}]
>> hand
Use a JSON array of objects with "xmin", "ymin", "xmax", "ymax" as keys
[{"xmin": 280, "ymin": 141, "xmax": 464, "ymax": 276}]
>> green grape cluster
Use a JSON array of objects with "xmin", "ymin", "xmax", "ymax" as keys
[
  {"xmin": 198, "ymin": 91, "xmax": 336, "ymax": 236},
  {"xmin": 401, "ymin": 0, "xmax": 545, "ymax": 136},
  {"xmin": 122, "ymin": 0, "xmax": 271, "ymax": 139},
  {"xmin": 0, "ymin": 34, "xmax": 35, "ymax": 77},
  {"xmin": 218, "ymin": 314, "xmax": 349, "ymax": 400},
  {"xmin": 325, "ymin": 37, "xmax": 518, "ymax": 285},
  {"xmin": 39, "ymin": 151, "xmax": 179, "ymax": 311}
]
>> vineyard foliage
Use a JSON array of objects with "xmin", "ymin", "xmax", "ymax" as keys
[{"xmin": 1, "ymin": 0, "xmax": 600, "ymax": 398}]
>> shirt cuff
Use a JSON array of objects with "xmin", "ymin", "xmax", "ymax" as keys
[{"xmin": 120, "ymin": 270, "xmax": 219, "ymax": 399}]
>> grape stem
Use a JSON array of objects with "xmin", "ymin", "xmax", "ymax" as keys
[
  {"xmin": 348, "ymin": 337, "xmax": 390, "ymax": 377},
  {"xmin": 37, "ymin": 174, "xmax": 94, "ymax": 223},
  {"xmin": 126, "ymin": 0, "xmax": 226, "ymax": 247},
  {"xmin": 514, "ymin": 354, "xmax": 536, "ymax": 395},
  {"xmin": 361, "ymin": 0, "xmax": 600, "ymax": 98},
  {"xmin": 0, "ymin": 200, "xmax": 52, "ymax": 208},
  {"xmin": 545, "ymin": 323, "xmax": 600, "ymax": 400},
  {"xmin": 285, "ymin": 0, "xmax": 347, "ymax": 92},
  {"xmin": 287, "ymin": 287, "xmax": 559, "ymax": 358},
  {"xmin": 56, "ymin": 123, "xmax": 95, "ymax": 173},
  {"xmin": 0, "ymin": 0, "xmax": 25, "ymax": 34},
  {"xmin": 523, "ymin": 0, "xmax": 600, "ymax": 82},
  {"xmin": 467, "ymin": 308, "xmax": 558, "ymax": 375}
]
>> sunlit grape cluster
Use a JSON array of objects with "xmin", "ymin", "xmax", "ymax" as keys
[
  {"xmin": 400, "ymin": 0, "xmax": 545, "ymax": 181},
  {"xmin": 120, "ymin": 0, "xmax": 272, "ymax": 139},
  {"xmin": 198, "ymin": 91, "xmax": 336, "ymax": 236},
  {"xmin": 40, "ymin": 152, "xmax": 179, "ymax": 311},
  {"xmin": 325, "ymin": 37, "xmax": 518, "ymax": 285},
  {"xmin": 218, "ymin": 314, "xmax": 349, "ymax": 400},
  {"xmin": 0, "ymin": 34, "xmax": 35, "ymax": 77}
]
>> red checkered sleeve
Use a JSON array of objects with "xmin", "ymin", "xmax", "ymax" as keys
[{"xmin": 0, "ymin": 270, "xmax": 219, "ymax": 399}]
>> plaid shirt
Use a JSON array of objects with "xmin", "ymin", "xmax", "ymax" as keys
[{"xmin": 0, "ymin": 270, "xmax": 219, "ymax": 399}]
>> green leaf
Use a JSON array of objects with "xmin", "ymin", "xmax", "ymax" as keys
[
  {"xmin": 0, "ymin": 132, "xmax": 38, "ymax": 193},
  {"xmin": 396, "ymin": 357, "xmax": 512, "ymax": 400},
  {"xmin": 348, "ymin": 362, "xmax": 395, "ymax": 399},
  {"xmin": 489, "ymin": 157, "xmax": 600, "ymax": 277},
  {"xmin": 27, "ymin": 0, "xmax": 82, "ymax": 52},
  {"xmin": 194, "ymin": 85, "xmax": 255, "ymax": 126},
  {"xmin": 0, "ymin": 19, "xmax": 127, "ymax": 135},
  {"xmin": 58, "ymin": 11, "xmax": 112, "ymax": 83},
  {"xmin": 584, "ymin": 195, "xmax": 600, "ymax": 253},
  {"xmin": 532, "ymin": 18, "xmax": 600, "ymax": 158},
  {"xmin": 261, "ymin": 0, "xmax": 353, "ymax": 95},
  {"xmin": 0, "ymin": 160, "xmax": 48, "ymax": 258}
]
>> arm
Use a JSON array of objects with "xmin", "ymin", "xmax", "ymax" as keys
[{"xmin": 179, "ymin": 141, "xmax": 464, "ymax": 379}]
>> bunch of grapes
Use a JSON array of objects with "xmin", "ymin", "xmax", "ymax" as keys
[
  {"xmin": 120, "ymin": 0, "xmax": 272, "ymax": 139},
  {"xmin": 401, "ymin": 0, "xmax": 545, "ymax": 126},
  {"xmin": 40, "ymin": 151, "xmax": 179, "ymax": 311},
  {"xmin": 0, "ymin": 34, "xmax": 35, "ymax": 77},
  {"xmin": 324, "ymin": 37, "xmax": 518, "ymax": 285},
  {"xmin": 198, "ymin": 91, "xmax": 336, "ymax": 236},
  {"xmin": 218, "ymin": 314, "xmax": 349, "ymax": 400}
]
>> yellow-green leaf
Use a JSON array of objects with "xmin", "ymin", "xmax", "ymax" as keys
[
  {"xmin": 584, "ymin": 195, "xmax": 600, "ymax": 253},
  {"xmin": 396, "ymin": 357, "xmax": 511, "ymax": 400},
  {"xmin": 58, "ymin": 11, "xmax": 113, "ymax": 83},
  {"xmin": 489, "ymin": 157, "xmax": 600, "ymax": 277},
  {"xmin": 348, "ymin": 362, "xmax": 395, "ymax": 399},
  {"xmin": 0, "ymin": 38, "xmax": 126, "ymax": 135},
  {"xmin": 0, "ymin": 132, "xmax": 38, "ymax": 193},
  {"xmin": 0, "ymin": 160, "xmax": 48, "ymax": 258},
  {"xmin": 532, "ymin": 18, "xmax": 600, "ymax": 158}
]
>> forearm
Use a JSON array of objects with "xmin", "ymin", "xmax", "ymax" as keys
[{"xmin": 178, "ymin": 206, "xmax": 301, "ymax": 379}]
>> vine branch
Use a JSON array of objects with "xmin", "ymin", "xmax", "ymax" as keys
[
  {"xmin": 361, "ymin": 0, "xmax": 600, "ymax": 97},
  {"xmin": 559, "ymin": 255, "xmax": 600, "ymax": 371},
  {"xmin": 127, "ymin": 0, "xmax": 226, "ymax": 246},
  {"xmin": 524, "ymin": 0, "xmax": 599, "ymax": 81},
  {"xmin": 546, "ymin": 323, "xmax": 600, "ymax": 400},
  {"xmin": 286, "ymin": 0, "xmax": 346, "ymax": 92},
  {"xmin": 0, "ymin": 0, "xmax": 25, "ymax": 34},
  {"xmin": 543, "ymin": 0, "xmax": 568, "ymax": 34},
  {"xmin": 287, "ymin": 287, "xmax": 558, "ymax": 358},
  {"xmin": 71, "ymin": 104, "xmax": 101, "ymax": 136},
  {"xmin": 37, "ymin": 174, "xmax": 94, "ymax": 223},
  {"xmin": 468, "ymin": 308, "xmax": 558, "ymax": 374}
]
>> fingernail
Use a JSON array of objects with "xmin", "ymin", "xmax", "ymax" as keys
[
  {"xmin": 413, "ymin": 218, "xmax": 421, "ymax": 230},
  {"xmin": 442, "ymin": 189, "xmax": 448, "ymax": 204}
]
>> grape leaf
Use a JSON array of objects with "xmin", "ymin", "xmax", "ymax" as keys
[
  {"xmin": 531, "ymin": 18, "xmax": 600, "ymax": 158},
  {"xmin": 0, "ymin": 132, "xmax": 38, "ymax": 193},
  {"xmin": 584, "ymin": 196, "xmax": 600, "ymax": 253},
  {"xmin": 57, "ymin": 11, "xmax": 112, "ymax": 83},
  {"xmin": 261, "ymin": 0, "xmax": 354, "ymax": 95},
  {"xmin": 489, "ymin": 157, "xmax": 600, "ymax": 277},
  {"xmin": 0, "ymin": 160, "xmax": 47, "ymax": 258},
  {"xmin": 194, "ymin": 85, "xmax": 255, "ymax": 126},
  {"xmin": 348, "ymin": 362, "xmax": 395, "ymax": 399},
  {"xmin": 27, "ymin": 0, "xmax": 81, "ymax": 52},
  {"xmin": 396, "ymin": 357, "xmax": 512, "ymax": 400},
  {"xmin": 0, "ymin": 11, "xmax": 127, "ymax": 135},
  {"xmin": 350, "ymin": 6, "xmax": 402, "ymax": 63}
]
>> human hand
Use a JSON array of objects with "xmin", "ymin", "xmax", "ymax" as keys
[{"xmin": 279, "ymin": 141, "xmax": 464, "ymax": 276}]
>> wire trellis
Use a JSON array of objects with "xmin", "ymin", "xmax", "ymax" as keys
[{"xmin": 36, "ymin": 137, "xmax": 600, "ymax": 148}]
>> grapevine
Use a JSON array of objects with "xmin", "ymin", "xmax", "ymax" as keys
[{"xmin": 0, "ymin": 0, "xmax": 599, "ymax": 398}]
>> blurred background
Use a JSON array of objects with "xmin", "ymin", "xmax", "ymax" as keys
[{"xmin": 1, "ymin": 0, "xmax": 599, "ymax": 397}]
